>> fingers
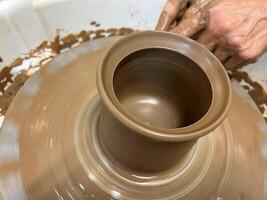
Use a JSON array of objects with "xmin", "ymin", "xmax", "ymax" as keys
[
  {"xmin": 156, "ymin": 0, "xmax": 189, "ymax": 31},
  {"xmin": 196, "ymin": 30, "xmax": 217, "ymax": 50},
  {"xmin": 223, "ymin": 56, "xmax": 244, "ymax": 70},
  {"xmin": 223, "ymin": 56, "xmax": 259, "ymax": 70},
  {"xmin": 168, "ymin": 0, "xmax": 217, "ymax": 37},
  {"xmin": 169, "ymin": 14, "xmax": 205, "ymax": 38},
  {"xmin": 213, "ymin": 48, "xmax": 231, "ymax": 63},
  {"xmin": 155, "ymin": 11, "xmax": 174, "ymax": 31},
  {"xmin": 169, "ymin": 3, "xmax": 205, "ymax": 37}
]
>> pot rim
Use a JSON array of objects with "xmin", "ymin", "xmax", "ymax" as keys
[{"xmin": 97, "ymin": 31, "xmax": 231, "ymax": 142}]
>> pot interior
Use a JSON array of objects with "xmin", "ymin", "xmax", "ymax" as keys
[{"xmin": 113, "ymin": 48, "xmax": 213, "ymax": 129}]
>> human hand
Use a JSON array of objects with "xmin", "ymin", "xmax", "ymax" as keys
[{"xmin": 156, "ymin": 0, "xmax": 267, "ymax": 69}]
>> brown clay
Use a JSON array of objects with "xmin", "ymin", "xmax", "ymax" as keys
[
  {"xmin": 90, "ymin": 21, "xmax": 101, "ymax": 27},
  {"xmin": 90, "ymin": 21, "xmax": 97, "ymax": 25},
  {"xmin": 0, "ymin": 32, "xmax": 267, "ymax": 199},
  {"xmin": 230, "ymin": 70, "xmax": 267, "ymax": 121},
  {"xmin": 0, "ymin": 28, "xmax": 136, "ymax": 118},
  {"xmin": 96, "ymin": 32, "xmax": 229, "ymax": 173}
]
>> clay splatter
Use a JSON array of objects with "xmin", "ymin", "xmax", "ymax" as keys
[
  {"xmin": 90, "ymin": 21, "xmax": 101, "ymax": 27},
  {"xmin": 90, "ymin": 21, "xmax": 97, "ymax": 25},
  {"xmin": 0, "ymin": 28, "xmax": 136, "ymax": 123},
  {"xmin": 230, "ymin": 70, "xmax": 267, "ymax": 122}
]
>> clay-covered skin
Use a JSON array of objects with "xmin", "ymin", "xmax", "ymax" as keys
[{"xmin": 156, "ymin": 0, "xmax": 267, "ymax": 69}]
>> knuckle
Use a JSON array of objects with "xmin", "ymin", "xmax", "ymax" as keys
[
  {"xmin": 228, "ymin": 37, "xmax": 243, "ymax": 49},
  {"xmin": 217, "ymin": 23, "xmax": 229, "ymax": 33},
  {"xmin": 208, "ymin": 15, "xmax": 229, "ymax": 34},
  {"xmin": 208, "ymin": 21, "xmax": 224, "ymax": 35}
]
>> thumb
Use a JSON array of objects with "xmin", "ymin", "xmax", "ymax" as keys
[{"xmin": 155, "ymin": 0, "xmax": 189, "ymax": 31}]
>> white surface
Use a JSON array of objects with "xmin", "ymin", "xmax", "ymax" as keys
[
  {"xmin": 0, "ymin": 0, "xmax": 47, "ymax": 67},
  {"xmin": 0, "ymin": 0, "xmax": 164, "ymax": 68}
]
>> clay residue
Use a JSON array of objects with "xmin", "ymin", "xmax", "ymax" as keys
[
  {"xmin": 90, "ymin": 21, "xmax": 97, "ymax": 25},
  {"xmin": 0, "ymin": 71, "xmax": 28, "ymax": 114},
  {"xmin": 90, "ymin": 21, "xmax": 101, "ymax": 27},
  {"xmin": 0, "ymin": 28, "xmax": 136, "ymax": 120},
  {"xmin": 0, "ymin": 58, "xmax": 23, "ymax": 91},
  {"xmin": 230, "ymin": 70, "xmax": 267, "ymax": 122},
  {"xmin": 34, "ymin": 28, "xmax": 135, "ymax": 54}
]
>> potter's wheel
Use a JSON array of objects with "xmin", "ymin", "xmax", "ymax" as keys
[{"xmin": 1, "ymin": 36, "xmax": 267, "ymax": 200}]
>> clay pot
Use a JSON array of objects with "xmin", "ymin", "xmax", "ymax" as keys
[{"xmin": 97, "ymin": 32, "xmax": 230, "ymax": 172}]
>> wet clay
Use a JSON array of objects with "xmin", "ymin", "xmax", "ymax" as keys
[
  {"xmin": 112, "ymin": 48, "xmax": 212, "ymax": 128},
  {"xmin": 156, "ymin": 0, "xmax": 216, "ymax": 35},
  {"xmin": 0, "ymin": 28, "xmax": 136, "ymax": 118},
  {"xmin": 90, "ymin": 21, "xmax": 101, "ymax": 27},
  {"xmin": 230, "ymin": 70, "xmax": 267, "ymax": 122},
  {"xmin": 1, "ymin": 32, "xmax": 266, "ymax": 199},
  {"xmin": 90, "ymin": 21, "xmax": 97, "ymax": 26},
  {"xmin": 97, "ymin": 32, "xmax": 231, "ymax": 173}
]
